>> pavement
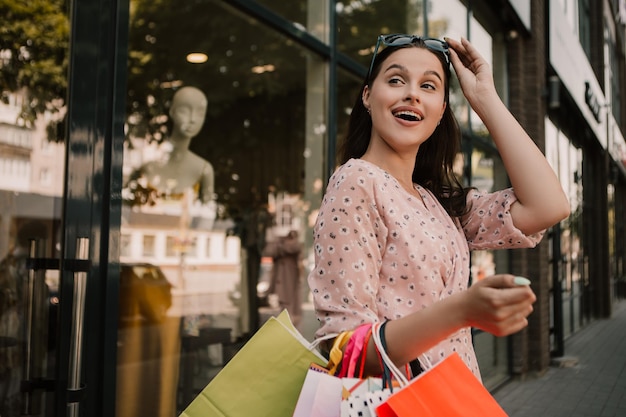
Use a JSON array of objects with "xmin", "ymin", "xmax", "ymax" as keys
[{"xmin": 493, "ymin": 300, "xmax": 626, "ymax": 417}]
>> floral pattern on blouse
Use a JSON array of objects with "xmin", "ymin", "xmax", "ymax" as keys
[{"xmin": 307, "ymin": 158, "xmax": 544, "ymax": 379}]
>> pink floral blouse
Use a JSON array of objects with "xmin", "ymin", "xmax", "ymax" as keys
[{"xmin": 308, "ymin": 159, "xmax": 544, "ymax": 378}]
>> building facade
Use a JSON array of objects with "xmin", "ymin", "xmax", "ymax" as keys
[{"xmin": 0, "ymin": 0, "xmax": 625, "ymax": 416}]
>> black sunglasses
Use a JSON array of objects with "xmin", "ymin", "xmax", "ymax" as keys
[{"xmin": 367, "ymin": 34, "xmax": 450, "ymax": 81}]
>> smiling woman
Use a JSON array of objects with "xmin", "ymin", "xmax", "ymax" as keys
[
  {"xmin": 308, "ymin": 34, "xmax": 570, "ymax": 381},
  {"xmin": 1, "ymin": 0, "xmax": 618, "ymax": 415}
]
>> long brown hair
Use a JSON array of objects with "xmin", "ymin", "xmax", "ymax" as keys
[{"xmin": 338, "ymin": 39, "xmax": 472, "ymax": 217}]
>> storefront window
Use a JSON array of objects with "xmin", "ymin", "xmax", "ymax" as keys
[
  {"xmin": 467, "ymin": 146, "xmax": 510, "ymax": 387},
  {"xmin": 470, "ymin": 148, "xmax": 497, "ymax": 282},
  {"xmin": 336, "ymin": 68, "xmax": 364, "ymax": 163},
  {"xmin": 120, "ymin": 0, "xmax": 326, "ymax": 414},
  {"xmin": 0, "ymin": 1, "xmax": 68, "ymax": 414},
  {"xmin": 545, "ymin": 117, "xmax": 586, "ymax": 351},
  {"xmin": 432, "ymin": 0, "xmax": 493, "ymax": 133},
  {"xmin": 336, "ymin": 0, "xmax": 423, "ymax": 68},
  {"xmin": 254, "ymin": 0, "xmax": 307, "ymax": 28}
]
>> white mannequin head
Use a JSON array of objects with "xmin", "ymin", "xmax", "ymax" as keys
[{"xmin": 169, "ymin": 86, "xmax": 208, "ymax": 139}]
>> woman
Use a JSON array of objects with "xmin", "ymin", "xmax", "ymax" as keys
[{"xmin": 307, "ymin": 35, "xmax": 570, "ymax": 379}]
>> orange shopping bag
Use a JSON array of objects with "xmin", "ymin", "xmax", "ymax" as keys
[{"xmin": 372, "ymin": 323, "xmax": 508, "ymax": 417}]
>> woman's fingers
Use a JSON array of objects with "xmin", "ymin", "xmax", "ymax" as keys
[
  {"xmin": 447, "ymin": 43, "xmax": 469, "ymax": 69},
  {"xmin": 447, "ymin": 38, "xmax": 478, "ymax": 68},
  {"xmin": 466, "ymin": 275, "xmax": 537, "ymax": 336}
]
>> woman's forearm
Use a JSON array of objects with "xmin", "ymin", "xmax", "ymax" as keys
[{"xmin": 474, "ymin": 93, "xmax": 570, "ymax": 234}]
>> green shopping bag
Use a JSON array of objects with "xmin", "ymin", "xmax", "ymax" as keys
[{"xmin": 179, "ymin": 310, "xmax": 328, "ymax": 417}]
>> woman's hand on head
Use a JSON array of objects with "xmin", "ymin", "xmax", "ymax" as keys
[
  {"xmin": 461, "ymin": 274, "xmax": 536, "ymax": 337},
  {"xmin": 445, "ymin": 37, "xmax": 498, "ymax": 113}
]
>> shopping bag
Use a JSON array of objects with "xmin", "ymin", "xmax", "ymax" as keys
[
  {"xmin": 340, "ymin": 379, "xmax": 391, "ymax": 417},
  {"xmin": 339, "ymin": 322, "xmax": 403, "ymax": 417},
  {"xmin": 371, "ymin": 322, "xmax": 508, "ymax": 417},
  {"xmin": 292, "ymin": 363, "xmax": 343, "ymax": 417},
  {"xmin": 292, "ymin": 322, "xmax": 395, "ymax": 417},
  {"xmin": 179, "ymin": 310, "xmax": 328, "ymax": 417},
  {"xmin": 291, "ymin": 363, "xmax": 390, "ymax": 417}
]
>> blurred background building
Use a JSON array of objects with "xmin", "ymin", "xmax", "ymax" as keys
[{"xmin": 0, "ymin": 0, "xmax": 624, "ymax": 416}]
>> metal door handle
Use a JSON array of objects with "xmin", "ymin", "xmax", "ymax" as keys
[
  {"xmin": 67, "ymin": 237, "xmax": 89, "ymax": 417},
  {"xmin": 21, "ymin": 238, "xmax": 49, "ymax": 416}
]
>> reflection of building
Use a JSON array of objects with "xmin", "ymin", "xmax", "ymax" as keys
[
  {"xmin": 267, "ymin": 191, "xmax": 304, "ymax": 238},
  {"xmin": 0, "ymin": 92, "xmax": 65, "ymax": 196},
  {"xmin": 122, "ymin": 129, "xmax": 236, "ymax": 324},
  {"xmin": 0, "ymin": 92, "xmax": 65, "ymax": 258},
  {"xmin": 120, "ymin": 210, "xmax": 239, "ymax": 291}
]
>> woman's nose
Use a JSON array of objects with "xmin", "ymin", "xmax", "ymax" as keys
[{"xmin": 404, "ymin": 85, "xmax": 421, "ymax": 102}]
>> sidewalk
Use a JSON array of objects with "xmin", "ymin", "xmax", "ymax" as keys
[{"xmin": 493, "ymin": 301, "xmax": 626, "ymax": 417}]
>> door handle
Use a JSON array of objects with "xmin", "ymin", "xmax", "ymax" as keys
[
  {"xmin": 21, "ymin": 238, "xmax": 49, "ymax": 415},
  {"xmin": 67, "ymin": 237, "xmax": 89, "ymax": 417}
]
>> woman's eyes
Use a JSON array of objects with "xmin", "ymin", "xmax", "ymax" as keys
[{"xmin": 388, "ymin": 77, "xmax": 437, "ymax": 90}]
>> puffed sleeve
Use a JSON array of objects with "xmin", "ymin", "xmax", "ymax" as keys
[
  {"xmin": 307, "ymin": 164, "xmax": 386, "ymax": 338},
  {"xmin": 460, "ymin": 188, "xmax": 545, "ymax": 250}
]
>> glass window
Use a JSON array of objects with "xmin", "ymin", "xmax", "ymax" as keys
[
  {"xmin": 205, "ymin": 236, "xmax": 212, "ymax": 258},
  {"xmin": 120, "ymin": 234, "xmax": 132, "ymax": 257},
  {"xmin": 545, "ymin": 117, "xmax": 586, "ymax": 346},
  {"xmin": 142, "ymin": 234, "xmax": 156, "ymax": 257},
  {"xmin": 471, "ymin": 149, "xmax": 495, "ymax": 192},
  {"xmin": 336, "ymin": 0, "xmax": 425, "ymax": 69},
  {"xmin": 119, "ymin": 0, "xmax": 326, "ymax": 415},
  {"xmin": 0, "ymin": 3, "xmax": 68, "ymax": 415},
  {"xmin": 333, "ymin": 66, "xmax": 364, "ymax": 183},
  {"xmin": 578, "ymin": 0, "xmax": 591, "ymax": 57},
  {"xmin": 187, "ymin": 236, "xmax": 198, "ymax": 259},
  {"xmin": 431, "ymin": 0, "xmax": 493, "ymax": 134},
  {"xmin": 469, "ymin": 148, "xmax": 497, "ymax": 285},
  {"xmin": 165, "ymin": 235, "xmax": 177, "ymax": 257},
  {"xmin": 253, "ymin": 0, "xmax": 307, "ymax": 28}
]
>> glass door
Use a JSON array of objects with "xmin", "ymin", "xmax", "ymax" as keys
[
  {"xmin": 545, "ymin": 119, "xmax": 588, "ymax": 356},
  {"xmin": 119, "ymin": 1, "xmax": 328, "ymax": 415},
  {"xmin": 0, "ymin": 0, "xmax": 128, "ymax": 416}
]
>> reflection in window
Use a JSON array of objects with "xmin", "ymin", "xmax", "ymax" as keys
[
  {"xmin": 120, "ymin": 234, "xmax": 132, "ymax": 257},
  {"xmin": 471, "ymin": 149, "xmax": 495, "ymax": 192},
  {"xmin": 430, "ymin": 0, "xmax": 492, "ymax": 133},
  {"xmin": 142, "ymin": 234, "xmax": 155, "ymax": 257},
  {"xmin": 253, "ymin": 0, "xmax": 307, "ymax": 29},
  {"xmin": 119, "ymin": 1, "xmax": 326, "ymax": 415},
  {"xmin": 336, "ymin": 68, "xmax": 366, "ymax": 168},
  {"xmin": 545, "ymin": 117, "xmax": 586, "ymax": 339},
  {"xmin": 39, "ymin": 168, "xmax": 52, "ymax": 186},
  {"xmin": 166, "ymin": 236, "xmax": 177, "ymax": 257},
  {"xmin": 336, "ymin": 0, "xmax": 424, "ymax": 68},
  {"xmin": 205, "ymin": 236, "xmax": 211, "ymax": 258},
  {"xmin": 187, "ymin": 237, "xmax": 197, "ymax": 259}
]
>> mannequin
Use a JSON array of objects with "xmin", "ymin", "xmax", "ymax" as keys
[
  {"xmin": 132, "ymin": 86, "xmax": 214, "ymax": 203},
  {"xmin": 118, "ymin": 86, "xmax": 214, "ymax": 417}
]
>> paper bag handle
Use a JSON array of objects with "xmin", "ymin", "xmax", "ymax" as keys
[{"xmin": 371, "ymin": 322, "xmax": 410, "ymax": 386}]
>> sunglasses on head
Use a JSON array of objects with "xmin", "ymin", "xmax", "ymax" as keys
[{"xmin": 367, "ymin": 34, "xmax": 450, "ymax": 81}]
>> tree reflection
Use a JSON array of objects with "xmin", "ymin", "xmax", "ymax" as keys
[
  {"xmin": 0, "ymin": 0, "xmax": 69, "ymax": 141},
  {"xmin": 126, "ymin": 0, "xmax": 312, "ymax": 214}
]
